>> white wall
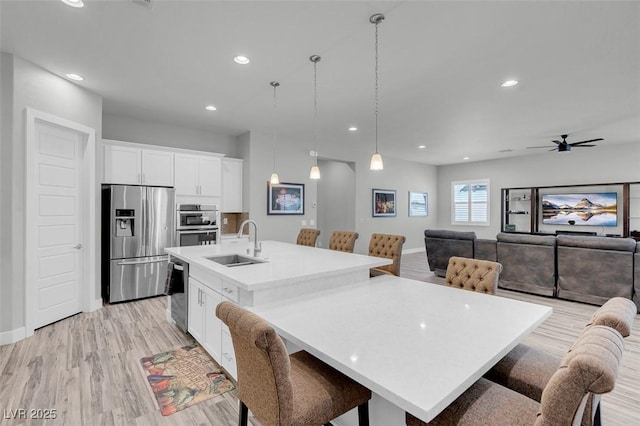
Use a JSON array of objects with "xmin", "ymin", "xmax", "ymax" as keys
[
  {"xmin": 103, "ymin": 113, "xmax": 238, "ymax": 156},
  {"xmin": 0, "ymin": 54, "xmax": 103, "ymax": 337},
  {"xmin": 317, "ymin": 159, "xmax": 356, "ymax": 249},
  {"xmin": 437, "ymin": 142, "xmax": 640, "ymax": 239}
]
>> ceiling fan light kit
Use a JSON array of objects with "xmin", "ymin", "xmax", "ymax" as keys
[{"xmin": 527, "ymin": 134, "xmax": 604, "ymax": 152}]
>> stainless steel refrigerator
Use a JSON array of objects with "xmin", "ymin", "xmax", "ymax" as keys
[{"xmin": 101, "ymin": 184, "xmax": 175, "ymax": 303}]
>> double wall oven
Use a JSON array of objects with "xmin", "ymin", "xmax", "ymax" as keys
[
  {"xmin": 171, "ymin": 204, "xmax": 219, "ymax": 332},
  {"xmin": 176, "ymin": 204, "xmax": 219, "ymax": 246}
]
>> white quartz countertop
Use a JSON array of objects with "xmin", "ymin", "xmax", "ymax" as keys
[
  {"xmin": 165, "ymin": 240, "xmax": 392, "ymax": 291},
  {"xmin": 251, "ymin": 276, "xmax": 552, "ymax": 423}
]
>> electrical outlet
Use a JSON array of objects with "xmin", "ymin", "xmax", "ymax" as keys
[
  {"xmin": 223, "ymin": 217, "xmax": 228, "ymax": 225},
  {"xmin": 310, "ymin": 219, "xmax": 315, "ymax": 226},
  {"xmin": 301, "ymin": 220, "xmax": 307, "ymax": 226}
]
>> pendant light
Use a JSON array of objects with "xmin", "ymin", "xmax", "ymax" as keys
[
  {"xmin": 369, "ymin": 13, "xmax": 385, "ymax": 171},
  {"xmin": 270, "ymin": 81, "xmax": 280, "ymax": 185},
  {"xmin": 309, "ymin": 55, "xmax": 321, "ymax": 180}
]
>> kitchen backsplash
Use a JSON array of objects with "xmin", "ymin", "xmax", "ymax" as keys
[{"xmin": 221, "ymin": 212, "xmax": 250, "ymax": 234}]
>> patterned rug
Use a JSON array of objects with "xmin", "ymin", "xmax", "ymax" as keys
[{"xmin": 140, "ymin": 343, "xmax": 235, "ymax": 416}]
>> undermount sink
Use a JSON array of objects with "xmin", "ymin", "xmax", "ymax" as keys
[{"xmin": 206, "ymin": 254, "xmax": 266, "ymax": 267}]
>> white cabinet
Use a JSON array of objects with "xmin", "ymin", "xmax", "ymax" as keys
[
  {"xmin": 188, "ymin": 277, "xmax": 222, "ymax": 362},
  {"xmin": 187, "ymin": 265, "xmax": 240, "ymax": 379},
  {"xmin": 220, "ymin": 329, "xmax": 238, "ymax": 379},
  {"xmin": 188, "ymin": 278, "xmax": 205, "ymax": 343},
  {"xmin": 175, "ymin": 154, "xmax": 221, "ymax": 197},
  {"xmin": 104, "ymin": 144, "xmax": 174, "ymax": 186},
  {"xmin": 222, "ymin": 158, "xmax": 243, "ymax": 212},
  {"xmin": 141, "ymin": 150, "xmax": 174, "ymax": 186}
]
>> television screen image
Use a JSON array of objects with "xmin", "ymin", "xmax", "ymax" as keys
[{"xmin": 541, "ymin": 192, "xmax": 617, "ymax": 226}]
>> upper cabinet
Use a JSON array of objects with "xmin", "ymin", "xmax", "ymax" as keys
[
  {"xmin": 174, "ymin": 154, "xmax": 221, "ymax": 197},
  {"xmin": 104, "ymin": 143, "xmax": 174, "ymax": 186},
  {"xmin": 221, "ymin": 158, "xmax": 243, "ymax": 212}
]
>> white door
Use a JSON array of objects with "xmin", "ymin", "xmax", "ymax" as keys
[{"xmin": 32, "ymin": 120, "xmax": 83, "ymax": 329}]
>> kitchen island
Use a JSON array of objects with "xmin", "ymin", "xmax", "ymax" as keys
[
  {"xmin": 165, "ymin": 240, "xmax": 392, "ymax": 378},
  {"xmin": 252, "ymin": 275, "xmax": 552, "ymax": 426}
]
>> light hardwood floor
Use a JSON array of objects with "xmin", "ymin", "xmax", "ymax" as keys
[{"xmin": 1, "ymin": 252, "xmax": 638, "ymax": 425}]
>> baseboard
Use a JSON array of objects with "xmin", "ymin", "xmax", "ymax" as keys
[
  {"xmin": 0, "ymin": 326, "xmax": 26, "ymax": 346},
  {"xmin": 403, "ymin": 247, "xmax": 425, "ymax": 254},
  {"xmin": 89, "ymin": 298, "xmax": 103, "ymax": 312}
]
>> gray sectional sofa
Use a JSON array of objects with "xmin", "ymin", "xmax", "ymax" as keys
[
  {"xmin": 424, "ymin": 230, "xmax": 476, "ymax": 277},
  {"xmin": 496, "ymin": 233, "xmax": 557, "ymax": 297},
  {"xmin": 424, "ymin": 229, "xmax": 639, "ymax": 312},
  {"xmin": 556, "ymin": 235, "xmax": 636, "ymax": 306}
]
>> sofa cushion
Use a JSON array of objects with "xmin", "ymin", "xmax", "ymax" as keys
[
  {"xmin": 424, "ymin": 229, "xmax": 477, "ymax": 240},
  {"xmin": 556, "ymin": 235, "xmax": 636, "ymax": 251},
  {"xmin": 497, "ymin": 232, "xmax": 556, "ymax": 246}
]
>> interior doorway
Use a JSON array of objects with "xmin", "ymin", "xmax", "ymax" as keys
[
  {"xmin": 25, "ymin": 108, "xmax": 96, "ymax": 336},
  {"xmin": 316, "ymin": 159, "xmax": 356, "ymax": 250}
]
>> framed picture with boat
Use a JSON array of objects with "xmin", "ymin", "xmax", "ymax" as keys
[
  {"xmin": 373, "ymin": 189, "xmax": 396, "ymax": 217},
  {"xmin": 268, "ymin": 182, "xmax": 305, "ymax": 215}
]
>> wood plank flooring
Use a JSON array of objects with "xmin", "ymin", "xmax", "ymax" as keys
[{"xmin": 1, "ymin": 251, "xmax": 638, "ymax": 425}]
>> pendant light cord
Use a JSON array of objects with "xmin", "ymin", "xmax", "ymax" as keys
[
  {"xmin": 313, "ymin": 57, "xmax": 319, "ymax": 166},
  {"xmin": 271, "ymin": 81, "xmax": 279, "ymax": 172},
  {"xmin": 374, "ymin": 19, "xmax": 379, "ymax": 154}
]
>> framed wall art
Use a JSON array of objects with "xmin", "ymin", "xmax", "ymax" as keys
[
  {"xmin": 372, "ymin": 188, "xmax": 396, "ymax": 217},
  {"xmin": 267, "ymin": 182, "xmax": 304, "ymax": 215},
  {"xmin": 408, "ymin": 191, "xmax": 428, "ymax": 217}
]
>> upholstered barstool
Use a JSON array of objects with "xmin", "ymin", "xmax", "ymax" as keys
[
  {"xmin": 329, "ymin": 230, "xmax": 359, "ymax": 253},
  {"xmin": 444, "ymin": 256, "xmax": 502, "ymax": 295},
  {"xmin": 484, "ymin": 296, "xmax": 636, "ymax": 424},
  {"xmin": 368, "ymin": 233, "xmax": 405, "ymax": 277},
  {"xmin": 296, "ymin": 228, "xmax": 321, "ymax": 247},
  {"xmin": 407, "ymin": 325, "xmax": 626, "ymax": 426},
  {"xmin": 216, "ymin": 301, "xmax": 371, "ymax": 426}
]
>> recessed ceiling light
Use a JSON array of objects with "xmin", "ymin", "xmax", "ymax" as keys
[
  {"xmin": 61, "ymin": 0, "xmax": 84, "ymax": 8},
  {"xmin": 205, "ymin": 105, "xmax": 217, "ymax": 111},
  {"xmin": 348, "ymin": 126, "xmax": 358, "ymax": 132},
  {"xmin": 66, "ymin": 73, "xmax": 84, "ymax": 81},
  {"xmin": 418, "ymin": 145, "xmax": 426, "ymax": 149},
  {"xmin": 233, "ymin": 56, "xmax": 250, "ymax": 65},
  {"xmin": 463, "ymin": 156, "xmax": 470, "ymax": 160},
  {"xmin": 501, "ymin": 80, "xmax": 518, "ymax": 87}
]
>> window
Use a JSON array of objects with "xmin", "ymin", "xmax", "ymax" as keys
[{"xmin": 452, "ymin": 179, "xmax": 490, "ymax": 225}]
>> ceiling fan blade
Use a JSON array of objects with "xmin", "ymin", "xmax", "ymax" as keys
[
  {"xmin": 570, "ymin": 138, "xmax": 603, "ymax": 146},
  {"xmin": 571, "ymin": 144, "xmax": 596, "ymax": 147},
  {"xmin": 526, "ymin": 146, "xmax": 552, "ymax": 149},
  {"xmin": 551, "ymin": 140, "xmax": 562, "ymax": 145}
]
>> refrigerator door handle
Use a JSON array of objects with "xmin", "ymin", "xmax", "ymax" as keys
[{"xmin": 117, "ymin": 256, "xmax": 169, "ymax": 266}]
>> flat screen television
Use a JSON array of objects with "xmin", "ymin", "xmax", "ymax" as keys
[{"xmin": 541, "ymin": 192, "xmax": 617, "ymax": 226}]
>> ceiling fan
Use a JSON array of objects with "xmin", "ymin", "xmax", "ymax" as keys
[{"xmin": 527, "ymin": 134, "xmax": 604, "ymax": 152}]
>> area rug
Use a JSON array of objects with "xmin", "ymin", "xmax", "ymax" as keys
[{"xmin": 140, "ymin": 343, "xmax": 235, "ymax": 416}]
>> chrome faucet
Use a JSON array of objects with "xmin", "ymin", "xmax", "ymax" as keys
[{"xmin": 238, "ymin": 219, "xmax": 261, "ymax": 256}]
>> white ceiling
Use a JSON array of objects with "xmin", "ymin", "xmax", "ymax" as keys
[{"xmin": 2, "ymin": 0, "xmax": 639, "ymax": 165}]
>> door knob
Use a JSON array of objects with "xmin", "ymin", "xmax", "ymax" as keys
[{"xmin": 74, "ymin": 244, "xmax": 83, "ymax": 249}]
